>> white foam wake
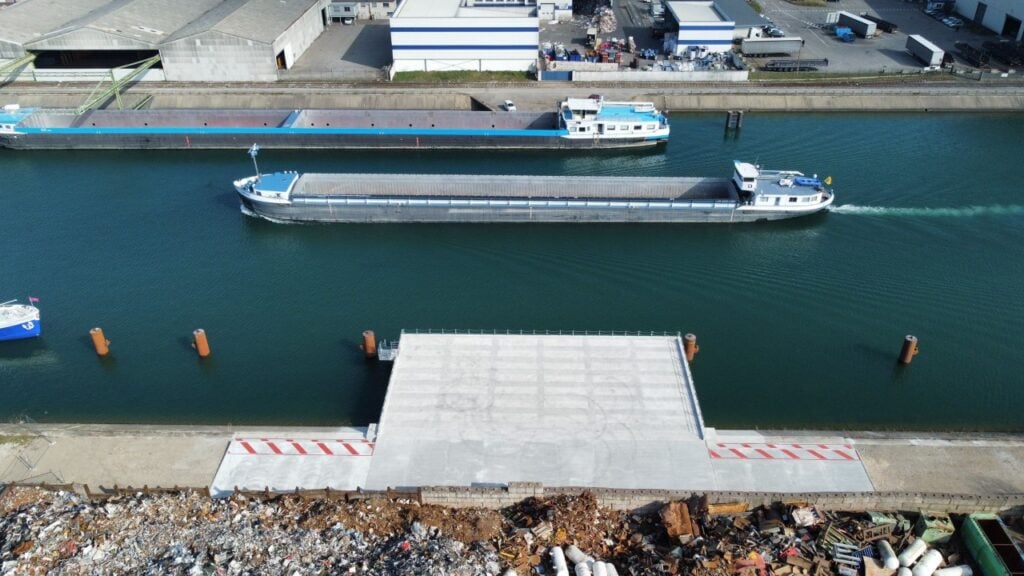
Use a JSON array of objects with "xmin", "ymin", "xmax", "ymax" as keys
[{"xmin": 831, "ymin": 204, "xmax": 1024, "ymax": 218}]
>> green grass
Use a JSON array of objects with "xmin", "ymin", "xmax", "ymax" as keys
[
  {"xmin": 783, "ymin": 0, "xmax": 827, "ymax": 6},
  {"xmin": 748, "ymin": 0, "xmax": 763, "ymax": 13},
  {"xmin": 0, "ymin": 434, "xmax": 32, "ymax": 446},
  {"xmin": 391, "ymin": 70, "xmax": 535, "ymax": 83}
]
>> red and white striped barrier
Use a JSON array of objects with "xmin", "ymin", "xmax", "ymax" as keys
[
  {"xmin": 708, "ymin": 442, "xmax": 859, "ymax": 461},
  {"xmin": 228, "ymin": 438, "xmax": 375, "ymax": 457}
]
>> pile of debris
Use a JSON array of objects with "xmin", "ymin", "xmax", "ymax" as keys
[
  {"xmin": 592, "ymin": 7, "xmax": 618, "ymax": 34},
  {"xmin": 1, "ymin": 487, "xmax": 1016, "ymax": 576},
  {"xmin": 0, "ymin": 488, "xmax": 506, "ymax": 575}
]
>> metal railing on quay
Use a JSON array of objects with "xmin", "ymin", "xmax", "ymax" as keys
[{"xmin": 400, "ymin": 328, "xmax": 684, "ymax": 338}]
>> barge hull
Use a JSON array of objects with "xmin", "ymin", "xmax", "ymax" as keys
[
  {"xmin": 241, "ymin": 200, "xmax": 823, "ymax": 223},
  {"xmin": 0, "ymin": 133, "xmax": 662, "ymax": 150}
]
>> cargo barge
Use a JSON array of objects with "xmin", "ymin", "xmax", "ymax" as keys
[
  {"xmin": 0, "ymin": 97, "xmax": 669, "ymax": 150},
  {"xmin": 234, "ymin": 159, "xmax": 834, "ymax": 224}
]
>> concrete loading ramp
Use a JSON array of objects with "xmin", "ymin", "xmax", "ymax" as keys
[{"xmin": 364, "ymin": 332, "xmax": 714, "ymax": 491}]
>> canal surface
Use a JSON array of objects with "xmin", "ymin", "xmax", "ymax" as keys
[{"xmin": 1, "ymin": 113, "xmax": 1022, "ymax": 430}]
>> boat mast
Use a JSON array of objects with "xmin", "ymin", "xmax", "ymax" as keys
[{"xmin": 248, "ymin": 143, "xmax": 261, "ymax": 178}]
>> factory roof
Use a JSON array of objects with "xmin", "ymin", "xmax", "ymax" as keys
[
  {"xmin": 666, "ymin": 1, "xmax": 729, "ymax": 23},
  {"xmin": 708, "ymin": 0, "xmax": 764, "ymax": 28},
  {"xmin": 393, "ymin": 0, "xmax": 536, "ymax": 19},
  {"xmin": 364, "ymin": 332, "xmax": 714, "ymax": 490},
  {"xmin": 0, "ymin": 0, "xmax": 319, "ymax": 49}
]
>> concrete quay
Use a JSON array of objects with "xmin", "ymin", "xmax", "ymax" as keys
[
  {"xmin": 2, "ymin": 423, "xmax": 1023, "ymax": 509},
  {"xmin": 2, "ymin": 83, "xmax": 1024, "ymax": 112}
]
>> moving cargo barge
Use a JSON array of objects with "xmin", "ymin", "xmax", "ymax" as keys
[
  {"xmin": 234, "ymin": 160, "xmax": 834, "ymax": 224},
  {"xmin": 0, "ymin": 97, "xmax": 669, "ymax": 150}
]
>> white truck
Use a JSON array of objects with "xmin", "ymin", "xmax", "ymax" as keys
[
  {"xmin": 906, "ymin": 34, "xmax": 945, "ymax": 67},
  {"xmin": 837, "ymin": 11, "xmax": 877, "ymax": 38}
]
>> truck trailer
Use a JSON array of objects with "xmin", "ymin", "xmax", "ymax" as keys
[
  {"xmin": 906, "ymin": 34, "xmax": 944, "ymax": 66},
  {"xmin": 741, "ymin": 37, "xmax": 805, "ymax": 55},
  {"xmin": 837, "ymin": 11, "xmax": 877, "ymax": 38}
]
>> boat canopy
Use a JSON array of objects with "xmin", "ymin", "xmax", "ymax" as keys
[{"xmin": 734, "ymin": 161, "xmax": 759, "ymax": 179}]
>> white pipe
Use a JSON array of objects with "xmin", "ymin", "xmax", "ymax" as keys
[
  {"xmin": 899, "ymin": 539, "xmax": 928, "ymax": 567},
  {"xmin": 550, "ymin": 547, "xmax": 570, "ymax": 576},
  {"xmin": 879, "ymin": 540, "xmax": 900, "ymax": 570},
  {"xmin": 912, "ymin": 549, "xmax": 944, "ymax": 576}
]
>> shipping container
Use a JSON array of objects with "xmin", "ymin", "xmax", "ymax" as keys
[
  {"xmin": 837, "ymin": 11, "xmax": 877, "ymax": 38},
  {"xmin": 907, "ymin": 34, "xmax": 944, "ymax": 66},
  {"xmin": 741, "ymin": 37, "xmax": 805, "ymax": 55}
]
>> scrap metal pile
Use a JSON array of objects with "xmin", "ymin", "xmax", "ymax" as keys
[{"xmin": 0, "ymin": 487, "xmax": 1013, "ymax": 576}]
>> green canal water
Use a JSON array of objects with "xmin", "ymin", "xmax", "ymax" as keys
[{"xmin": 2, "ymin": 113, "xmax": 1023, "ymax": 430}]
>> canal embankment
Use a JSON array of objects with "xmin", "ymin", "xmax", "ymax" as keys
[
  {"xmin": 2, "ymin": 83, "xmax": 1024, "ymax": 111},
  {"xmin": 2, "ymin": 424, "xmax": 1023, "ymax": 511}
]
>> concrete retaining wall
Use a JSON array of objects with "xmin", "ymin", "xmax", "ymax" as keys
[
  {"xmin": 420, "ymin": 483, "xmax": 1024, "ymax": 514},
  {"xmin": 4, "ymin": 481, "xmax": 1023, "ymax": 515},
  {"xmin": 659, "ymin": 92, "xmax": 1024, "ymax": 111},
  {"xmin": 573, "ymin": 70, "xmax": 749, "ymax": 82}
]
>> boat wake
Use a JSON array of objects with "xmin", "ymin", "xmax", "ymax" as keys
[{"xmin": 831, "ymin": 204, "xmax": 1024, "ymax": 218}]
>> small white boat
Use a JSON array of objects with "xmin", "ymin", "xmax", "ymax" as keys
[{"xmin": 0, "ymin": 300, "xmax": 41, "ymax": 341}]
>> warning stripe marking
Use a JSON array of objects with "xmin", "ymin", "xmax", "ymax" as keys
[
  {"xmin": 228, "ymin": 437, "xmax": 375, "ymax": 457},
  {"xmin": 708, "ymin": 443, "xmax": 860, "ymax": 462}
]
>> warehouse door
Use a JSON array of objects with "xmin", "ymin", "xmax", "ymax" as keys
[
  {"xmin": 1002, "ymin": 15, "xmax": 1021, "ymax": 39},
  {"xmin": 973, "ymin": 2, "xmax": 986, "ymax": 23},
  {"xmin": 276, "ymin": 51, "xmax": 287, "ymax": 70}
]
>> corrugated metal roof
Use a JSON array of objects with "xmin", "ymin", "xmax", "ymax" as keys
[
  {"xmin": 0, "ymin": 0, "xmax": 113, "ymax": 45},
  {"xmin": 212, "ymin": 0, "xmax": 319, "ymax": 44},
  {"xmin": 292, "ymin": 173, "xmax": 732, "ymax": 200},
  {"xmin": 25, "ymin": 0, "xmax": 225, "ymax": 48},
  {"xmin": 706, "ymin": 0, "xmax": 763, "ymax": 28},
  {"xmin": 0, "ymin": 0, "xmax": 319, "ymax": 49}
]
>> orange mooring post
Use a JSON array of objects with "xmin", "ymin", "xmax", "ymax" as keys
[
  {"xmin": 683, "ymin": 333, "xmax": 699, "ymax": 362},
  {"xmin": 89, "ymin": 327, "xmax": 110, "ymax": 356},
  {"xmin": 898, "ymin": 335, "xmax": 919, "ymax": 364},
  {"xmin": 362, "ymin": 330, "xmax": 377, "ymax": 359},
  {"xmin": 193, "ymin": 329, "xmax": 211, "ymax": 358}
]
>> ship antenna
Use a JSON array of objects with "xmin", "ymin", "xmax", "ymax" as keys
[{"xmin": 248, "ymin": 143, "xmax": 261, "ymax": 178}]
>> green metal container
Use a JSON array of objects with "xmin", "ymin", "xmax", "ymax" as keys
[{"xmin": 962, "ymin": 514, "xmax": 1024, "ymax": 576}]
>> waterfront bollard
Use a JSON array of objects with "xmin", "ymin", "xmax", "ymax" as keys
[
  {"xmin": 898, "ymin": 335, "xmax": 919, "ymax": 364},
  {"xmin": 193, "ymin": 329, "xmax": 211, "ymax": 358},
  {"xmin": 684, "ymin": 333, "xmax": 699, "ymax": 362},
  {"xmin": 362, "ymin": 330, "xmax": 377, "ymax": 359},
  {"xmin": 89, "ymin": 327, "xmax": 110, "ymax": 356}
]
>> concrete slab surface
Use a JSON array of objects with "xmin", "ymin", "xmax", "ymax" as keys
[
  {"xmin": 365, "ymin": 332, "xmax": 713, "ymax": 490},
  {"xmin": 210, "ymin": 428, "xmax": 374, "ymax": 497},
  {"xmin": 856, "ymin": 439, "xmax": 1024, "ymax": 494},
  {"xmin": 0, "ymin": 425, "xmax": 230, "ymax": 489}
]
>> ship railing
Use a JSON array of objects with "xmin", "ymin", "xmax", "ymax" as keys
[{"xmin": 400, "ymin": 329, "xmax": 684, "ymax": 338}]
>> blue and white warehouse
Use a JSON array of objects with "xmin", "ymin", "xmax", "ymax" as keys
[
  {"xmin": 389, "ymin": 0, "xmax": 540, "ymax": 73},
  {"xmin": 665, "ymin": 1, "xmax": 735, "ymax": 55}
]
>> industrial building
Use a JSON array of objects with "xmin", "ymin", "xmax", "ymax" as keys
[
  {"xmin": 664, "ymin": 1, "xmax": 735, "ymax": 55},
  {"xmin": 0, "ymin": 0, "xmax": 330, "ymax": 82},
  {"xmin": 955, "ymin": 0, "xmax": 1023, "ymax": 41},
  {"xmin": 328, "ymin": 0, "xmax": 397, "ymax": 21},
  {"xmin": 389, "ymin": 0, "xmax": 541, "ymax": 73}
]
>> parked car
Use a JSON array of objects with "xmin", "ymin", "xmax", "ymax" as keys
[
  {"xmin": 341, "ymin": 17, "xmax": 354, "ymax": 25},
  {"xmin": 503, "ymin": 100, "xmax": 517, "ymax": 112},
  {"xmin": 763, "ymin": 25, "xmax": 785, "ymax": 37},
  {"xmin": 943, "ymin": 16, "xmax": 963, "ymax": 28}
]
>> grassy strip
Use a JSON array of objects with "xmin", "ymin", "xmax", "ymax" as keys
[
  {"xmin": 0, "ymin": 434, "xmax": 32, "ymax": 446},
  {"xmin": 748, "ymin": 0, "xmax": 763, "ymax": 13},
  {"xmin": 392, "ymin": 70, "xmax": 535, "ymax": 83},
  {"xmin": 783, "ymin": 0, "xmax": 827, "ymax": 6}
]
